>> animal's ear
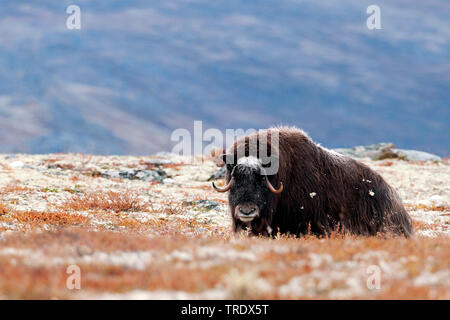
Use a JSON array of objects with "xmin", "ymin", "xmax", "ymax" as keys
[
  {"xmin": 221, "ymin": 154, "xmax": 228, "ymax": 163},
  {"xmin": 220, "ymin": 154, "xmax": 235, "ymax": 172},
  {"xmin": 218, "ymin": 153, "xmax": 232, "ymax": 164}
]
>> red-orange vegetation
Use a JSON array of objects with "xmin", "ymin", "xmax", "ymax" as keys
[
  {"xmin": 61, "ymin": 190, "xmax": 144, "ymax": 213},
  {"xmin": 6, "ymin": 210, "xmax": 89, "ymax": 229}
]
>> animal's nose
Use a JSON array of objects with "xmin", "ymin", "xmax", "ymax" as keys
[{"xmin": 239, "ymin": 207, "xmax": 256, "ymax": 215}]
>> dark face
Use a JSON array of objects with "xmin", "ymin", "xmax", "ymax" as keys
[
  {"xmin": 227, "ymin": 157, "xmax": 272, "ymax": 224},
  {"xmin": 212, "ymin": 154, "xmax": 284, "ymax": 232}
]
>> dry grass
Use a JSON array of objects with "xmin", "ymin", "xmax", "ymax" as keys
[
  {"xmin": 0, "ymin": 257, "xmax": 226, "ymax": 299},
  {"xmin": 0, "ymin": 184, "xmax": 32, "ymax": 195},
  {"xmin": 60, "ymin": 190, "xmax": 144, "ymax": 213},
  {"xmin": 0, "ymin": 202, "xmax": 9, "ymax": 216},
  {"xmin": 378, "ymin": 161, "xmax": 394, "ymax": 167},
  {"xmin": 413, "ymin": 204, "xmax": 449, "ymax": 212},
  {"xmin": 12, "ymin": 211, "xmax": 88, "ymax": 228},
  {"xmin": 413, "ymin": 219, "xmax": 448, "ymax": 233},
  {"xmin": 0, "ymin": 261, "xmax": 68, "ymax": 299},
  {"xmin": 163, "ymin": 201, "xmax": 186, "ymax": 215},
  {"xmin": 0, "ymin": 229, "xmax": 448, "ymax": 299},
  {"xmin": 0, "ymin": 209, "xmax": 89, "ymax": 230}
]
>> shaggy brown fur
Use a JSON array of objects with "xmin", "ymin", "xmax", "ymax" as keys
[{"xmin": 221, "ymin": 127, "xmax": 413, "ymax": 237}]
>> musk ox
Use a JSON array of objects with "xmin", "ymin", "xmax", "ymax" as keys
[{"xmin": 212, "ymin": 127, "xmax": 413, "ymax": 237}]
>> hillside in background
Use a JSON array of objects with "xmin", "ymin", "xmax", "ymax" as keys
[{"xmin": 0, "ymin": 0, "xmax": 449, "ymax": 155}]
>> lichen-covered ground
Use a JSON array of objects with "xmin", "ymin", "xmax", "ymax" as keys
[{"xmin": 0, "ymin": 153, "xmax": 448, "ymax": 299}]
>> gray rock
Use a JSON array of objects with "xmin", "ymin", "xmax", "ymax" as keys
[
  {"xmin": 208, "ymin": 166, "xmax": 226, "ymax": 181},
  {"xmin": 101, "ymin": 168, "xmax": 168, "ymax": 183},
  {"xmin": 333, "ymin": 143, "xmax": 441, "ymax": 162},
  {"xmin": 23, "ymin": 164, "xmax": 38, "ymax": 170},
  {"xmin": 333, "ymin": 143, "xmax": 397, "ymax": 160},
  {"xmin": 162, "ymin": 178, "xmax": 175, "ymax": 184},
  {"xmin": 9, "ymin": 160, "xmax": 25, "ymax": 169},
  {"xmin": 395, "ymin": 149, "xmax": 441, "ymax": 162},
  {"xmin": 145, "ymin": 158, "xmax": 173, "ymax": 166},
  {"xmin": 183, "ymin": 200, "xmax": 220, "ymax": 210}
]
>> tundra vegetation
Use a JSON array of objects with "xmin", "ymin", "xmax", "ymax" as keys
[{"xmin": 0, "ymin": 153, "xmax": 448, "ymax": 299}]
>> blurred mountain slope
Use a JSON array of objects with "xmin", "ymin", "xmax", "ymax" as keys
[{"xmin": 0, "ymin": 0, "xmax": 449, "ymax": 155}]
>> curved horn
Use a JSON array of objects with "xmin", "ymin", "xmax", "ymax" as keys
[
  {"xmin": 265, "ymin": 176, "xmax": 283, "ymax": 194},
  {"xmin": 212, "ymin": 179, "xmax": 233, "ymax": 192}
]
